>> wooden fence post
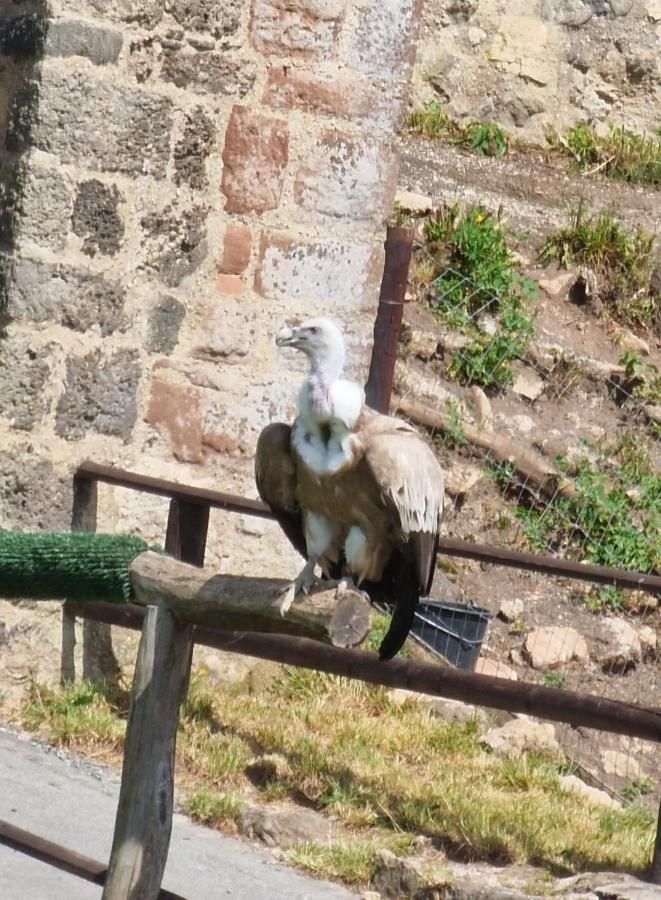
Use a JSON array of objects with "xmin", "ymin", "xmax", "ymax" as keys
[
  {"xmin": 102, "ymin": 498, "xmax": 208, "ymax": 900},
  {"xmin": 63, "ymin": 475, "xmax": 121, "ymax": 684},
  {"xmin": 101, "ymin": 605, "xmax": 193, "ymax": 900},
  {"xmin": 365, "ymin": 224, "xmax": 414, "ymax": 414}
]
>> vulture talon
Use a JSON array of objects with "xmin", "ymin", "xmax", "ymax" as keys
[{"xmin": 274, "ymin": 559, "xmax": 319, "ymax": 616}]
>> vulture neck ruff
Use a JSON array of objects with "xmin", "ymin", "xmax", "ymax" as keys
[{"xmin": 290, "ymin": 321, "xmax": 364, "ymax": 477}]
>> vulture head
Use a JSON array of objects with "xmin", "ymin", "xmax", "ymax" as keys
[{"xmin": 276, "ymin": 317, "xmax": 346, "ymax": 379}]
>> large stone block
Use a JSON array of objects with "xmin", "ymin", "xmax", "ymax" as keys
[
  {"xmin": 55, "ymin": 348, "xmax": 140, "ymax": 441},
  {"xmin": 160, "ymin": 47, "xmax": 256, "ymax": 98},
  {"xmin": 7, "ymin": 66, "xmax": 173, "ymax": 177},
  {"xmin": 0, "ymin": 13, "xmax": 47, "ymax": 59},
  {"xmin": 144, "ymin": 295, "xmax": 186, "ymax": 354},
  {"xmin": 167, "ymin": 0, "xmax": 243, "ymax": 36},
  {"xmin": 263, "ymin": 65, "xmax": 408, "ymax": 130},
  {"xmin": 221, "ymin": 106, "xmax": 289, "ymax": 214},
  {"xmin": 347, "ymin": 0, "xmax": 420, "ymax": 80},
  {"xmin": 251, "ymin": 0, "xmax": 345, "ymax": 57},
  {"xmin": 0, "ymin": 335, "xmax": 53, "ymax": 430},
  {"xmin": 140, "ymin": 204, "xmax": 208, "ymax": 287},
  {"xmin": 254, "ymin": 232, "xmax": 381, "ymax": 309},
  {"xmin": 44, "ymin": 19, "xmax": 123, "ymax": 65},
  {"xmin": 173, "ymin": 107, "xmax": 215, "ymax": 190},
  {"xmin": 72, "ymin": 179, "xmax": 124, "ymax": 257},
  {"xmin": 0, "ymin": 449, "xmax": 73, "ymax": 531},
  {"xmin": 11, "ymin": 163, "xmax": 74, "ymax": 251},
  {"xmin": 145, "ymin": 369, "xmax": 204, "ymax": 463},
  {"xmin": 294, "ymin": 131, "xmax": 399, "ymax": 221},
  {"xmin": 8, "ymin": 258, "xmax": 126, "ymax": 335}
]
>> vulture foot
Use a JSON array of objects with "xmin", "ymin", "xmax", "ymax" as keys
[
  {"xmin": 335, "ymin": 577, "xmax": 370, "ymax": 603},
  {"xmin": 275, "ymin": 559, "xmax": 321, "ymax": 616}
]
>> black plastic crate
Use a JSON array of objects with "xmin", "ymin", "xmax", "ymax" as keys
[{"xmin": 411, "ymin": 600, "xmax": 492, "ymax": 670}]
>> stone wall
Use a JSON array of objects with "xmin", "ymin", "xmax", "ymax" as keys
[
  {"xmin": 0, "ymin": 0, "xmax": 420, "ymax": 576},
  {"xmin": 413, "ymin": 0, "xmax": 661, "ymax": 141}
]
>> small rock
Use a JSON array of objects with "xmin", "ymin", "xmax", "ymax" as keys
[
  {"xmin": 559, "ymin": 774, "xmax": 621, "ymax": 809},
  {"xmin": 468, "ymin": 385, "xmax": 493, "ymax": 432},
  {"xmin": 239, "ymin": 805, "xmax": 334, "ymax": 848},
  {"xmin": 561, "ymin": 871, "xmax": 661, "ymax": 898},
  {"xmin": 467, "ymin": 26, "xmax": 486, "ymax": 46},
  {"xmin": 388, "ymin": 689, "xmax": 487, "ymax": 725},
  {"xmin": 394, "ymin": 189, "xmax": 433, "ymax": 214},
  {"xmin": 537, "ymin": 271, "xmax": 575, "ymax": 297},
  {"xmin": 602, "ymin": 750, "xmax": 644, "ymax": 780},
  {"xmin": 523, "ymin": 627, "xmax": 589, "ymax": 669},
  {"xmin": 596, "ymin": 617, "xmax": 641, "ymax": 672},
  {"xmin": 498, "ymin": 599, "xmax": 524, "ymax": 623},
  {"xmin": 637, "ymin": 625, "xmax": 657, "ymax": 658},
  {"xmin": 511, "ymin": 366, "xmax": 545, "ymax": 401},
  {"xmin": 474, "ymin": 657, "xmax": 518, "ymax": 680},
  {"xmin": 479, "ymin": 315, "xmax": 499, "ymax": 337},
  {"xmin": 373, "ymin": 850, "xmax": 452, "ymax": 899},
  {"xmin": 404, "ymin": 328, "xmax": 439, "ymax": 361},
  {"xmin": 445, "ymin": 462, "xmax": 483, "ymax": 496},
  {"xmin": 482, "ymin": 718, "xmax": 562, "ymax": 759}
]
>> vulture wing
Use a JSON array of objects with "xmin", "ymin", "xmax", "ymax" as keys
[
  {"xmin": 362, "ymin": 417, "xmax": 444, "ymax": 659},
  {"xmin": 255, "ymin": 422, "xmax": 308, "ymax": 560}
]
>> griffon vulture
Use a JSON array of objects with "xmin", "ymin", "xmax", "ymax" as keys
[{"xmin": 255, "ymin": 317, "xmax": 444, "ymax": 660}]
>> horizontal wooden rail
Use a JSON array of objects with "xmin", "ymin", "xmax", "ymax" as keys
[
  {"xmin": 0, "ymin": 819, "xmax": 185, "ymax": 899},
  {"xmin": 65, "ymin": 601, "xmax": 661, "ymax": 744},
  {"xmin": 76, "ymin": 461, "xmax": 661, "ymax": 595}
]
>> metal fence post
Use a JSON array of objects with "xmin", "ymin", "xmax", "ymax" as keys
[{"xmin": 365, "ymin": 224, "xmax": 414, "ymax": 413}]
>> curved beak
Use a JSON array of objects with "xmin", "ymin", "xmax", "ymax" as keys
[{"xmin": 275, "ymin": 325, "xmax": 301, "ymax": 348}]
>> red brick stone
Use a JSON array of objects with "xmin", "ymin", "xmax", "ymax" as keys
[
  {"xmin": 146, "ymin": 373, "xmax": 204, "ymax": 463},
  {"xmin": 254, "ymin": 231, "xmax": 382, "ymax": 310},
  {"xmin": 251, "ymin": 0, "xmax": 346, "ymax": 58},
  {"xmin": 221, "ymin": 106, "xmax": 289, "ymax": 214},
  {"xmin": 221, "ymin": 224, "xmax": 252, "ymax": 274},
  {"xmin": 294, "ymin": 130, "xmax": 399, "ymax": 221},
  {"xmin": 263, "ymin": 65, "xmax": 408, "ymax": 130},
  {"xmin": 217, "ymin": 273, "xmax": 246, "ymax": 295}
]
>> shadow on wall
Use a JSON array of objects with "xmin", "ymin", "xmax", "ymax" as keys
[{"xmin": 0, "ymin": 4, "xmax": 49, "ymax": 319}]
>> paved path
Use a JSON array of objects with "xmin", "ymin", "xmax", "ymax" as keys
[{"xmin": 0, "ymin": 728, "xmax": 357, "ymax": 900}]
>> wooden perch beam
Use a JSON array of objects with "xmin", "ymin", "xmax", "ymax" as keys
[
  {"xmin": 129, "ymin": 552, "xmax": 371, "ymax": 649},
  {"xmin": 394, "ymin": 393, "xmax": 577, "ymax": 500}
]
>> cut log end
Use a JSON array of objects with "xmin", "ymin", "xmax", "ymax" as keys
[{"xmin": 129, "ymin": 553, "xmax": 372, "ymax": 647}]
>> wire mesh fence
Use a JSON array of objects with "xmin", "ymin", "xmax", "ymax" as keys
[{"xmin": 392, "ymin": 207, "xmax": 660, "ymax": 815}]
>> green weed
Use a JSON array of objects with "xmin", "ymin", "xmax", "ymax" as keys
[
  {"xmin": 539, "ymin": 202, "xmax": 657, "ymax": 330},
  {"xmin": 515, "ymin": 433, "xmax": 660, "ymax": 574},
  {"xmin": 548, "ymin": 124, "xmax": 661, "ymax": 186},
  {"xmin": 408, "ymin": 102, "xmax": 509, "ymax": 158},
  {"xmin": 424, "ymin": 205, "xmax": 537, "ymax": 389},
  {"xmin": 617, "ymin": 351, "xmax": 661, "ymax": 406}
]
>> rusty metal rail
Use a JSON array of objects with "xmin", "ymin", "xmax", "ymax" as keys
[
  {"xmin": 66, "ymin": 600, "xmax": 661, "ymax": 743},
  {"xmin": 0, "ymin": 819, "xmax": 185, "ymax": 899},
  {"xmin": 76, "ymin": 460, "xmax": 661, "ymax": 595}
]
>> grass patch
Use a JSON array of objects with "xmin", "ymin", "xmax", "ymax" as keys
[
  {"xmin": 14, "ymin": 669, "xmax": 656, "ymax": 885},
  {"xmin": 539, "ymin": 202, "xmax": 658, "ymax": 331},
  {"xmin": 548, "ymin": 124, "xmax": 661, "ymax": 186},
  {"xmin": 617, "ymin": 351, "xmax": 661, "ymax": 407},
  {"xmin": 513, "ymin": 432, "xmax": 660, "ymax": 579},
  {"xmin": 20, "ymin": 679, "xmax": 126, "ymax": 754},
  {"xmin": 422, "ymin": 204, "xmax": 537, "ymax": 390},
  {"xmin": 184, "ymin": 790, "xmax": 243, "ymax": 827},
  {"xmin": 408, "ymin": 101, "xmax": 509, "ymax": 157}
]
